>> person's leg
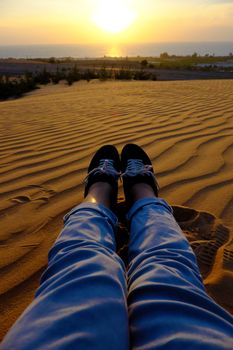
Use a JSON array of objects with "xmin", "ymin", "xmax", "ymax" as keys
[
  {"xmin": 1, "ymin": 146, "xmax": 129, "ymax": 350},
  {"xmin": 121, "ymin": 144, "xmax": 233, "ymax": 350},
  {"xmin": 127, "ymin": 195, "xmax": 233, "ymax": 350}
]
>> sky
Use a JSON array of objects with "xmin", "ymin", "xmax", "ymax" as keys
[{"xmin": 0, "ymin": 0, "xmax": 233, "ymax": 45}]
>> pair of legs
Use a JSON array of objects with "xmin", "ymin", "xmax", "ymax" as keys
[{"xmin": 1, "ymin": 145, "xmax": 233, "ymax": 349}]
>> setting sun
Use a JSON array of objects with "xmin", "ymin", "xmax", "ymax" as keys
[{"xmin": 92, "ymin": 0, "xmax": 136, "ymax": 34}]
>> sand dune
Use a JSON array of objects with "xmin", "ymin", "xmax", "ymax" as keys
[{"xmin": 0, "ymin": 80, "xmax": 233, "ymax": 340}]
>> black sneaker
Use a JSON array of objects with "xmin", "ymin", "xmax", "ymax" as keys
[
  {"xmin": 84, "ymin": 145, "xmax": 120, "ymax": 199},
  {"xmin": 121, "ymin": 144, "xmax": 159, "ymax": 202}
]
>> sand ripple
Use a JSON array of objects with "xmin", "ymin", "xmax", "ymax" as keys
[{"xmin": 0, "ymin": 80, "xmax": 233, "ymax": 339}]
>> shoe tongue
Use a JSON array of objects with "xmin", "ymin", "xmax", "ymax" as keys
[
  {"xmin": 125, "ymin": 159, "xmax": 144, "ymax": 176},
  {"xmin": 99, "ymin": 159, "xmax": 113, "ymax": 166},
  {"xmin": 128, "ymin": 159, "xmax": 144, "ymax": 167}
]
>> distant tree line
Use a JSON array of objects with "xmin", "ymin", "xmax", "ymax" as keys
[
  {"xmin": 0, "ymin": 73, "xmax": 38, "ymax": 100},
  {"xmin": 26, "ymin": 52, "xmax": 233, "ymax": 65},
  {"xmin": 0, "ymin": 65, "xmax": 157, "ymax": 100},
  {"xmin": 160, "ymin": 52, "xmax": 233, "ymax": 59}
]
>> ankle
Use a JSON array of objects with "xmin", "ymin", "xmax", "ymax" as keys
[
  {"xmin": 129, "ymin": 183, "xmax": 156, "ymax": 204},
  {"xmin": 84, "ymin": 182, "xmax": 114, "ymax": 209}
]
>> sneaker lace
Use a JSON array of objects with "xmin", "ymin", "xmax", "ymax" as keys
[
  {"xmin": 84, "ymin": 159, "xmax": 120, "ymax": 184},
  {"xmin": 121, "ymin": 159, "xmax": 159, "ymax": 190},
  {"xmin": 121, "ymin": 159, "xmax": 153, "ymax": 177}
]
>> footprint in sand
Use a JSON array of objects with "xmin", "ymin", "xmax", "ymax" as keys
[
  {"xmin": 11, "ymin": 196, "xmax": 31, "ymax": 203},
  {"xmin": 11, "ymin": 185, "xmax": 56, "ymax": 205},
  {"xmin": 116, "ymin": 200, "xmax": 231, "ymax": 281},
  {"xmin": 223, "ymin": 243, "xmax": 233, "ymax": 270},
  {"xmin": 173, "ymin": 206, "xmax": 230, "ymax": 278}
]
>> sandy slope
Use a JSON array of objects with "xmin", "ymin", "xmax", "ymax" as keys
[{"xmin": 0, "ymin": 80, "xmax": 233, "ymax": 340}]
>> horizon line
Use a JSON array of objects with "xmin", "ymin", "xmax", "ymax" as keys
[{"xmin": 1, "ymin": 41, "xmax": 233, "ymax": 47}]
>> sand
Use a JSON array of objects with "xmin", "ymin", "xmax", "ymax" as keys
[{"xmin": 0, "ymin": 80, "xmax": 233, "ymax": 340}]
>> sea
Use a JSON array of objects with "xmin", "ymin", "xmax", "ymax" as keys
[{"xmin": 0, "ymin": 42, "xmax": 232, "ymax": 59}]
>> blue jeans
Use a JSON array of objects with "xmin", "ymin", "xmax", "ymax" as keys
[{"xmin": 1, "ymin": 198, "xmax": 233, "ymax": 349}]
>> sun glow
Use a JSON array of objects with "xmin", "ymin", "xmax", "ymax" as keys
[{"xmin": 92, "ymin": 0, "xmax": 136, "ymax": 34}]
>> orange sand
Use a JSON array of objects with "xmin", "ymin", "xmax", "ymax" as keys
[{"xmin": 0, "ymin": 80, "xmax": 233, "ymax": 340}]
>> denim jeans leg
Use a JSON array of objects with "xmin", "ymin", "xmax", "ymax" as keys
[
  {"xmin": 1, "ymin": 203, "xmax": 129, "ymax": 350},
  {"xmin": 127, "ymin": 198, "xmax": 233, "ymax": 350}
]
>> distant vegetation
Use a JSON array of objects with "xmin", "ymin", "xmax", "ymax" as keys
[
  {"xmin": 0, "ymin": 65, "xmax": 157, "ymax": 100},
  {"xmin": 1, "ymin": 52, "xmax": 233, "ymax": 100},
  {"xmin": 155, "ymin": 52, "xmax": 233, "ymax": 70},
  {"xmin": 25, "ymin": 52, "xmax": 233, "ymax": 71},
  {"xmin": 0, "ymin": 74, "xmax": 38, "ymax": 100}
]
